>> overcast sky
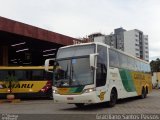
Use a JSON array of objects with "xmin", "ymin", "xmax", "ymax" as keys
[{"xmin": 0, "ymin": 0, "xmax": 160, "ymax": 60}]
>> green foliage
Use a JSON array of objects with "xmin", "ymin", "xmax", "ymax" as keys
[
  {"xmin": 150, "ymin": 58, "xmax": 160, "ymax": 73},
  {"xmin": 2, "ymin": 74, "xmax": 19, "ymax": 94},
  {"xmin": 4, "ymin": 74, "xmax": 18, "ymax": 83}
]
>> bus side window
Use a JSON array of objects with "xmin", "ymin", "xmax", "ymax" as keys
[
  {"xmin": 45, "ymin": 72, "xmax": 53, "ymax": 80},
  {"xmin": 127, "ymin": 57, "xmax": 136, "ymax": 71},
  {"xmin": 0, "ymin": 70, "xmax": 8, "ymax": 80},
  {"xmin": 109, "ymin": 49, "xmax": 119, "ymax": 68},
  {"xmin": 15, "ymin": 70, "xmax": 26, "ymax": 80},
  {"xmin": 141, "ymin": 62, "xmax": 146, "ymax": 72},
  {"xmin": 32, "ymin": 70, "xmax": 44, "ymax": 80},
  {"xmin": 26, "ymin": 70, "xmax": 32, "ymax": 80},
  {"xmin": 119, "ymin": 53, "xmax": 128, "ymax": 69},
  {"xmin": 96, "ymin": 45, "xmax": 107, "ymax": 87},
  {"xmin": 136, "ymin": 61, "xmax": 141, "ymax": 72},
  {"xmin": 147, "ymin": 64, "xmax": 151, "ymax": 73},
  {"xmin": 143, "ymin": 63, "xmax": 149, "ymax": 73}
]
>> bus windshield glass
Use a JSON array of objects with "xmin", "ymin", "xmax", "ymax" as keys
[
  {"xmin": 54, "ymin": 56, "xmax": 94, "ymax": 87},
  {"xmin": 53, "ymin": 44, "xmax": 95, "ymax": 87}
]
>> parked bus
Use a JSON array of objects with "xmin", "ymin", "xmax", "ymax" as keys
[
  {"xmin": 45, "ymin": 42, "xmax": 152, "ymax": 107},
  {"xmin": 0, "ymin": 66, "xmax": 53, "ymax": 99}
]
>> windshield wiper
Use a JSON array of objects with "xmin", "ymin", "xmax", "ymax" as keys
[{"xmin": 69, "ymin": 61, "xmax": 73, "ymax": 85}]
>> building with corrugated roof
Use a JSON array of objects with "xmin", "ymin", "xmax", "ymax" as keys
[{"xmin": 0, "ymin": 17, "xmax": 81, "ymax": 66}]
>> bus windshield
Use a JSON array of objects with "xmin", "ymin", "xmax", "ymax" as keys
[{"xmin": 53, "ymin": 56, "xmax": 94, "ymax": 87}]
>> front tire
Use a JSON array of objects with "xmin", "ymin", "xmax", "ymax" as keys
[
  {"xmin": 145, "ymin": 87, "xmax": 148, "ymax": 98},
  {"xmin": 140, "ymin": 87, "xmax": 146, "ymax": 99},
  {"xmin": 108, "ymin": 89, "xmax": 117, "ymax": 107}
]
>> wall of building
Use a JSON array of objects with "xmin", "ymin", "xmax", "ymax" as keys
[
  {"xmin": 152, "ymin": 72, "xmax": 160, "ymax": 88},
  {"xmin": 94, "ymin": 36, "xmax": 105, "ymax": 43},
  {"xmin": 114, "ymin": 28, "xmax": 126, "ymax": 51},
  {"xmin": 124, "ymin": 30, "xmax": 137, "ymax": 57},
  {"xmin": 0, "ymin": 45, "xmax": 8, "ymax": 66},
  {"xmin": 105, "ymin": 35, "xmax": 117, "ymax": 48},
  {"xmin": 124, "ymin": 29, "xmax": 149, "ymax": 61}
]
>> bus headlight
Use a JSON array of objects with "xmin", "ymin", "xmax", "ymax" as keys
[
  {"xmin": 53, "ymin": 89, "xmax": 58, "ymax": 94},
  {"xmin": 83, "ymin": 88, "xmax": 95, "ymax": 93}
]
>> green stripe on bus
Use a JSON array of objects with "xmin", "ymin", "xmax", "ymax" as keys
[
  {"xmin": 69, "ymin": 86, "xmax": 84, "ymax": 93},
  {"xmin": 119, "ymin": 69, "xmax": 136, "ymax": 92}
]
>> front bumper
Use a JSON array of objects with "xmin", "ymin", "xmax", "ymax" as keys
[{"xmin": 54, "ymin": 92, "xmax": 97, "ymax": 103}]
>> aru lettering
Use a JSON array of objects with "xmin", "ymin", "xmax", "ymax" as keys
[{"xmin": 14, "ymin": 84, "xmax": 34, "ymax": 88}]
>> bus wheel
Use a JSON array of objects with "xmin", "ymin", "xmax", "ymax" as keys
[
  {"xmin": 108, "ymin": 89, "xmax": 117, "ymax": 107},
  {"xmin": 75, "ymin": 103, "xmax": 84, "ymax": 108},
  {"xmin": 140, "ymin": 87, "xmax": 146, "ymax": 99},
  {"xmin": 145, "ymin": 87, "xmax": 148, "ymax": 98}
]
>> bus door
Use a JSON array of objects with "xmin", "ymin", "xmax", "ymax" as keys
[{"xmin": 95, "ymin": 45, "xmax": 107, "ymax": 102}]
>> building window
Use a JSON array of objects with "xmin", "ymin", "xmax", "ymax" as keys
[
  {"xmin": 135, "ymin": 34, "xmax": 138, "ymax": 37},
  {"xmin": 135, "ymin": 44, "xmax": 139, "ymax": 46}
]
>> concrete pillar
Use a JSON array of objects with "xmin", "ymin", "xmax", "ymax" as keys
[
  {"xmin": 0, "ymin": 45, "xmax": 8, "ymax": 66},
  {"xmin": 0, "ymin": 46, "xmax": 2, "ymax": 65}
]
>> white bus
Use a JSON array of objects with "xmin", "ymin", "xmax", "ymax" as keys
[{"xmin": 45, "ymin": 42, "xmax": 152, "ymax": 108}]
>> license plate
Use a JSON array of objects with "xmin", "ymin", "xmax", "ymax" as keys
[{"xmin": 67, "ymin": 97, "xmax": 74, "ymax": 100}]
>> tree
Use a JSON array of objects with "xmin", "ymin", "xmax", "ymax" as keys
[
  {"xmin": 2, "ymin": 72, "xmax": 19, "ymax": 100},
  {"xmin": 150, "ymin": 58, "xmax": 160, "ymax": 73}
]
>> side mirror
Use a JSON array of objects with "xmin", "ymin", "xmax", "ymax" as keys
[
  {"xmin": 90, "ymin": 53, "xmax": 98, "ymax": 69},
  {"xmin": 45, "ymin": 58, "xmax": 55, "ymax": 73}
]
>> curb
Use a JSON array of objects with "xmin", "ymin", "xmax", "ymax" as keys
[{"xmin": 0, "ymin": 99, "xmax": 21, "ymax": 104}]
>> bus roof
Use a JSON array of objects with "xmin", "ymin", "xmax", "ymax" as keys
[
  {"xmin": 60, "ymin": 42, "xmax": 149, "ymax": 64},
  {"xmin": 59, "ymin": 42, "xmax": 149, "ymax": 64},
  {"xmin": 0, "ymin": 66, "xmax": 53, "ymax": 70},
  {"xmin": 59, "ymin": 42, "xmax": 110, "ymax": 50}
]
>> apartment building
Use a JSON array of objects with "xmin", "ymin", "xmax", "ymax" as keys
[
  {"xmin": 88, "ymin": 28, "xmax": 149, "ymax": 61},
  {"xmin": 124, "ymin": 29, "xmax": 149, "ymax": 61}
]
